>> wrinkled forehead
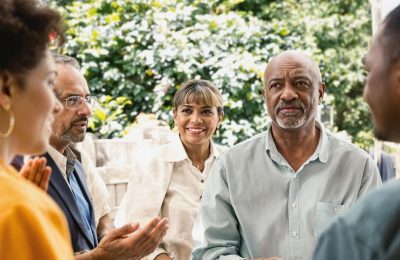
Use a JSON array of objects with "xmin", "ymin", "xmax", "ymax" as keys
[{"xmin": 264, "ymin": 53, "xmax": 322, "ymax": 82}]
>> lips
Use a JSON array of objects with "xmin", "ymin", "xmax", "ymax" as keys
[
  {"xmin": 71, "ymin": 120, "xmax": 88, "ymax": 131},
  {"xmin": 73, "ymin": 121, "xmax": 87, "ymax": 125},
  {"xmin": 187, "ymin": 127, "xmax": 206, "ymax": 134},
  {"xmin": 278, "ymin": 106, "xmax": 301, "ymax": 113}
]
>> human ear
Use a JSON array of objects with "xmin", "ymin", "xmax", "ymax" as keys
[
  {"xmin": 0, "ymin": 71, "xmax": 18, "ymax": 108},
  {"xmin": 217, "ymin": 111, "xmax": 224, "ymax": 125},
  {"xmin": 318, "ymin": 82, "xmax": 326, "ymax": 104}
]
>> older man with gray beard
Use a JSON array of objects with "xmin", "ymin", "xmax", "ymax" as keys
[{"xmin": 192, "ymin": 50, "xmax": 381, "ymax": 260}]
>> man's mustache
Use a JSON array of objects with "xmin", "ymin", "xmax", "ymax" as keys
[
  {"xmin": 70, "ymin": 116, "xmax": 89, "ymax": 126},
  {"xmin": 275, "ymin": 100, "xmax": 305, "ymax": 113}
]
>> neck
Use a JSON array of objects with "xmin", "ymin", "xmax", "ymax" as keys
[
  {"xmin": 49, "ymin": 135, "xmax": 70, "ymax": 154},
  {"xmin": 0, "ymin": 138, "xmax": 14, "ymax": 164},
  {"xmin": 271, "ymin": 121, "xmax": 320, "ymax": 172},
  {"xmin": 181, "ymin": 139, "xmax": 211, "ymax": 170}
]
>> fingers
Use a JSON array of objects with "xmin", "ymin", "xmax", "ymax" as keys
[
  {"xmin": 106, "ymin": 223, "xmax": 140, "ymax": 241},
  {"xmin": 33, "ymin": 158, "xmax": 46, "ymax": 185},
  {"xmin": 39, "ymin": 166, "xmax": 52, "ymax": 191},
  {"xmin": 19, "ymin": 160, "xmax": 32, "ymax": 179},
  {"xmin": 126, "ymin": 217, "xmax": 162, "ymax": 245},
  {"xmin": 124, "ymin": 217, "xmax": 168, "ymax": 257},
  {"xmin": 19, "ymin": 157, "xmax": 51, "ymax": 192},
  {"xmin": 28, "ymin": 158, "xmax": 40, "ymax": 182},
  {"xmin": 138, "ymin": 218, "xmax": 169, "ymax": 256}
]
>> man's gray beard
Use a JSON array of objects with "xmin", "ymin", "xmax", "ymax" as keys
[
  {"xmin": 61, "ymin": 131, "xmax": 85, "ymax": 144},
  {"xmin": 276, "ymin": 114, "xmax": 307, "ymax": 129}
]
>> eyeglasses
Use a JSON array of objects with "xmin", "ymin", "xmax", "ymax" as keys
[{"xmin": 61, "ymin": 95, "xmax": 98, "ymax": 109}]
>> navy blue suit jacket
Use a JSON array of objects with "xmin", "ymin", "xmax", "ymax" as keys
[{"xmin": 45, "ymin": 152, "xmax": 98, "ymax": 252}]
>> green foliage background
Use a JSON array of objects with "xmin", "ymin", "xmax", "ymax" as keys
[{"xmin": 48, "ymin": 0, "xmax": 373, "ymax": 147}]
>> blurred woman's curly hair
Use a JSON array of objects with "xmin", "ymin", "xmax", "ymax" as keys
[{"xmin": 0, "ymin": 0, "xmax": 64, "ymax": 75}]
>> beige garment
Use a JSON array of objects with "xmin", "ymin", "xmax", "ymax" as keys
[{"xmin": 115, "ymin": 134, "xmax": 225, "ymax": 260}]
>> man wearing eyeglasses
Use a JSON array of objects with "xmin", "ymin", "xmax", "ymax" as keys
[{"xmin": 45, "ymin": 54, "xmax": 168, "ymax": 259}]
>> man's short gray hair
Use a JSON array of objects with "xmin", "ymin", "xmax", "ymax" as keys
[{"xmin": 52, "ymin": 54, "xmax": 80, "ymax": 70}]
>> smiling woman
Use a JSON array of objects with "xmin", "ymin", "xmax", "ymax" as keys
[
  {"xmin": 116, "ymin": 79, "xmax": 225, "ymax": 260},
  {"xmin": 0, "ymin": 0, "xmax": 74, "ymax": 259},
  {"xmin": 173, "ymin": 80, "xmax": 224, "ymax": 159}
]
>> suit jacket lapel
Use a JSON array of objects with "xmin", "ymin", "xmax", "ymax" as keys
[{"xmin": 45, "ymin": 153, "xmax": 96, "ymax": 248}]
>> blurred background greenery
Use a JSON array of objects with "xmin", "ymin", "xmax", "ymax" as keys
[{"xmin": 47, "ymin": 0, "xmax": 373, "ymax": 148}]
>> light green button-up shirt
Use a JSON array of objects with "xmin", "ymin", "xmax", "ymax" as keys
[{"xmin": 192, "ymin": 123, "xmax": 381, "ymax": 260}]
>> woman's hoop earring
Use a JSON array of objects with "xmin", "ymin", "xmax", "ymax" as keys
[{"xmin": 0, "ymin": 104, "xmax": 15, "ymax": 138}]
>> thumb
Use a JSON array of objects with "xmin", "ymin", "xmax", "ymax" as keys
[{"xmin": 107, "ymin": 223, "xmax": 140, "ymax": 240}]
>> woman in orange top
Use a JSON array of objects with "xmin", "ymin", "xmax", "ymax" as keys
[{"xmin": 0, "ymin": 0, "xmax": 74, "ymax": 259}]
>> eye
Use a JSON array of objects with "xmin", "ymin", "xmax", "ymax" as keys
[
  {"xmin": 295, "ymin": 81, "xmax": 310, "ymax": 89},
  {"xmin": 181, "ymin": 108, "xmax": 192, "ymax": 114},
  {"xmin": 202, "ymin": 109, "xmax": 214, "ymax": 115},
  {"xmin": 270, "ymin": 82, "xmax": 282, "ymax": 91},
  {"xmin": 66, "ymin": 96, "xmax": 80, "ymax": 106}
]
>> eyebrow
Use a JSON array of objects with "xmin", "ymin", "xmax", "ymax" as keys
[
  {"xmin": 292, "ymin": 76, "xmax": 312, "ymax": 81},
  {"xmin": 267, "ymin": 78, "xmax": 284, "ymax": 83},
  {"xmin": 267, "ymin": 75, "xmax": 311, "ymax": 82}
]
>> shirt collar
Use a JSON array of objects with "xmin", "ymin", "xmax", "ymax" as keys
[
  {"xmin": 265, "ymin": 121, "xmax": 329, "ymax": 164},
  {"xmin": 47, "ymin": 145, "xmax": 77, "ymax": 178},
  {"xmin": 162, "ymin": 133, "xmax": 219, "ymax": 163}
]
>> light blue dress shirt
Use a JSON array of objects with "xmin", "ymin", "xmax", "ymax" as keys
[{"xmin": 192, "ymin": 123, "xmax": 381, "ymax": 260}]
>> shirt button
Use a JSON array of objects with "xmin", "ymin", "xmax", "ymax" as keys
[
  {"xmin": 200, "ymin": 179, "xmax": 204, "ymax": 183},
  {"xmin": 291, "ymin": 203, "xmax": 296, "ymax": 209},
  {"xmin": 292, "ymin": 231, "xmax": 297, "ymax": 237},
  {"xmin": 199, "ymin": 195, "xmax": 202, "ymax": 200}
]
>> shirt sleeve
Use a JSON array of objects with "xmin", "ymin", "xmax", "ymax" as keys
[
  {"xmin": 146, "ymin": 243, "xmax": 170, "ymax": 260},
  {"xmin": 0, "ymin": 202, "xmax": 74, "ymax": 260},
  {"xmin": 192, "ymin": 157, "xmax": 244, "ymax": 260},
  {"xmin": 358, "ymin": 156, "xmax": 382, "ymax": 198}
]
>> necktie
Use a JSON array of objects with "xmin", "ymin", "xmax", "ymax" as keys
[{"xmin": 67, "ymin": 166, "xmax": 95, "ymax": 245}]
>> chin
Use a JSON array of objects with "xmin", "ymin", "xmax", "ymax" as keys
[
  {"xmin": 20, "ymin": 142, "xmax": 47, "ymax": 156},
  {"xmin": 374, "ymin": 128, "xmax": 400, "ymax": 143},
  {"xmin": 184, "ymin": 135, "xmax": 210, "ymax": 145}
]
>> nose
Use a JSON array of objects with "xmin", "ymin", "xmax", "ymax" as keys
[
  {"xmin": 77, "ymin": 100, "xmax": 92, "ymax": 117},
  {"xmin": 190, "ymin": 111, "xmax": 202, "ymax": 124},
  {"xmin": 280, "ymin": 84, "xmax": 298, "ymax": 101}
]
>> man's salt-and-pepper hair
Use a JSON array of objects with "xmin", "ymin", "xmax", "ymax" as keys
[{"xmin": 52, "ymin": 54, "xmax": 80, "ymax": 70}]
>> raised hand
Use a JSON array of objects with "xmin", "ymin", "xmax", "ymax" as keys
[
  {"xmin": 20, "ymin": 157, "xmax": 52, "ymax": 191},
  {"xmin": 79, "ymin": 217, "xmax": 169, "ymax": 260}
]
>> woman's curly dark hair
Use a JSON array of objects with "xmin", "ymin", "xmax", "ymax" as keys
[{"xmin": 0, "ymin": 0, "xmax": 64, "ymax": 76}]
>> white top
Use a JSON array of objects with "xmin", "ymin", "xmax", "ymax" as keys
[{"xmin": 115, "ymin": 134, "xmax": 225, "ymax": 260}]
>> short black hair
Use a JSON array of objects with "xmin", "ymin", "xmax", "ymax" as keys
[
  {"xmin": 0, "ymin": 0, "xmax": 64, "ymax": 75},
  {"xmin": 382, "ymin": 4, "xmax": 400, "ymax": 65}
]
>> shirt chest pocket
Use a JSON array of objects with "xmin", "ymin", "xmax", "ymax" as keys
[{"xmin": 314, "ymin": 201, "xmax": 346, "ymax": 239}]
